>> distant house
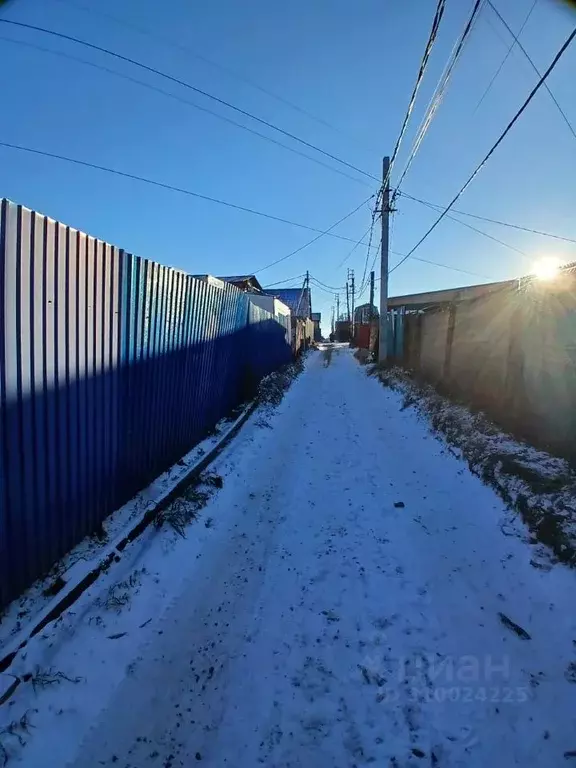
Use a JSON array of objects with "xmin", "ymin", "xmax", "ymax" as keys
[
  {"xmin": 248, "ymin": 294, "xmax": 292, "ymax": 347},
  {"xmin": 263, "ymin": 287, "xmax": 312, "ymax": 319},
  {"xmin": 310, "ymin": 312, "xmax": 322, "ymax": 342},
  {"xmin": 264, "ymin": 285, "xmax": 313, "ymax": 354},
  {"xmin": 217, "ymin": 275, "xmax": 264, "ymax": 294},
  {"xmin": 192, "ymin": 274, "xmax": 264, "ymax": 294},
  {"xmin": 354, "ymin": 303, "xmax": 379, "ymax": 324}
]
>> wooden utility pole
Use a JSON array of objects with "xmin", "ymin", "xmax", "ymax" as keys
[
  {"xmin": 345, "ymin": 281, "xmax": 350, "ymax": 323},
  {"xmin": 350, "ymin": 269, "xmax": 355, "ymax": 338},
  {"xmin": 335, "ymin": 293, "xmax": 340, "ymax": 322},
  {"xmin": 379, "ymin": 156, "xmax": 390, "ymax": 362},
  {"xmin": 369, "ymin": 270, "xmax": 375, "ymax": 320}
]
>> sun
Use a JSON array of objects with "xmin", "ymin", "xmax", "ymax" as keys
[{"xmin": 532, "ymin": 257, "xmax": 562, "ymax": 281}]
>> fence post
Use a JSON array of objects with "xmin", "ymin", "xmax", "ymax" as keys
[{"xmin": 443, "ymin": 302, "xmax": 457, "ymax": 381}]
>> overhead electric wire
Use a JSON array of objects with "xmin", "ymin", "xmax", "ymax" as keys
[
  {"xmin": 337, "ymin": 224, "xmax": 374, "ymax": 269},
  {"xmin": 394, "ymin": 0, "xmax": 484, "ymax": 196},
  {"xmin": 331, "ymin": 0, "xmax": 448, "ymax": 290},
  {"xmin": 385, "ymin": 0, "xmax": 447, "ymax": 189},
  {"xmin": 309, "ymin": 279, "xmax": 345, "ymax": 296},
  {"xmin": 0, "ymin": 139, "xmax": 378, "ymax": 245},
  {"xmin": 0, "ymin": 35, "xmax": 372, "ymax": 189},
  {"xmin": 389, "ymin": 25, "xmax": 576, "ymax": 275},
  {"xmin": 399, "ymin": 191, "xmax": 576, "ymax": 245},
  {"xmin": 265, "ymin": 274, "xmax": 306, "ymax": 287},
  {"xmin": 404, "ymin": 255, "xmax": 492, "ymax": 279},
  {"xmin": 358, "ymin": 205, "xmax": 379, "ymax": 295},
  {"xmin": 373, "ymin": 254, "xmax": 493, "ymax": 282},
  {"xmin": 54, "ymin": 0, "xmax": 377, "ymax": 150},
  {"xmin": 0, "ymin": 19, "xmax": 381, "ymax": 184},
  {"xmin": 309, "ymin": 276, "xmax": 345, "ymax": 292},
  {"xmin": 252, "ymin": 195, "xmax": 375, "ymax": 275},
  {"xmin": 402, "ymin": 193, "xmax": 531, "ymax": 260},
  {"xmin": 473, "ymin": 0, "xmax": 538, "ymax": 114},
  {"xmin": 485, "ymin": 0, "xmax": 576, "ymax": 141}
]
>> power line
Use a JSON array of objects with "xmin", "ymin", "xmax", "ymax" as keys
[
  {"xmin": 486, "ymin": 0, "xmax": 576, "ymax": 141},
  {"xmin": 393, "ymin": 254, "xmax": 493, "ymax": 279},
  {"xmin": 358, "ymin": 206, "xmax": 379, "ymax": 295},
  {"xmin": 309, "ymin": 279, "xmax": 345, "ymax": 296},
  {"xmin": 265, "ymin": 274, "xmax": 306, "ymax": 287},
  {"xmin": 252, "ymin": 195, "xmax": 375, "ymax": 275},
  {"xmin": 399, "ymin": 191, "xmax": 576, "ymax": 245},
  {"xmin": 473, "ymin": 0, "xmax": 538, "ymax": 114},
  {"xmin": 0, "ymin": 19, "xmax": 380, "ymax": 184},
  {"xmin": 401, "ymin": 193, "xmax": 531, "ymax": 260},
  {"xmin": 337, "ymin": 224, "xmax": 373, "ymax": 269},
  {"xmin": 357, "ymin": 232, "xmax": 384, "ymax": 300},
  {"xmin": 394, "ymin": 0, "xmax": 484, "ymax": 195},
  {"xmin": 390, "ymin": 25, "xmax": 576, "ymax": 275},
  {"xmin": 0, "ymin": 34, "xmax": 372, "ymax": 189},
  {"xmin": 53, "ymin": 0, "xmax": 379, "ymax": 152},
  {"xmin": 310, "ymin": 276, "xmax": 345, "ymax": 292},
  {"xmin": 386, "ymin": 0, "xmax": 447, "ymax": 187},
  {"xmin": 0, "ymin": 139, "xmax": 377, "ymax": 241},
  {"xmin": 327, "ymin": 0, "xmax": 448, "ymax": 291},
  {"xmin": 372, "ymin": 253, "xmax": 493, "ymax": 283}
]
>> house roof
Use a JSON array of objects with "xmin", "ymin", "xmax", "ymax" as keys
[
  {"xmin": 263, "ymin": 287, "xmax": 312, "ymax": 318},
  {"xmin": 217, "ymin": 275, "xmax": 264, "ymax": 293},
  {"xmin": 354, "ymin": 303, "xmax": 379, "ymax": 319}
]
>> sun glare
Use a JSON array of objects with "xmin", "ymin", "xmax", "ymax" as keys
[{"xmin": 533, "ymin": 257, "xmax": 561, "ymax": 281}]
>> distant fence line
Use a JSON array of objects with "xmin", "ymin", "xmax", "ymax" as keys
[{"xmin": 0, "ymin": 199, "xmax": 292, "ymax": 608}]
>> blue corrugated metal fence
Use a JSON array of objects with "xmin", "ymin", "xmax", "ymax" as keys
[{"xmin": 0, "ymin": 199, "xmax": 292, "ymax": 608}]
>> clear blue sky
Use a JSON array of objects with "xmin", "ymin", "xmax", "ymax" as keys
[{"xmin": 1, "ymin": 0, "xmax": 575, "ymax": 333}]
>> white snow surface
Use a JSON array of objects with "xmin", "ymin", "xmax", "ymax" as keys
[{"xmin": 1, "ymin": 346, "xmax": 576, "ymax": 767}]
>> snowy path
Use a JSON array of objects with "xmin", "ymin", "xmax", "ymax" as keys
[{"xmin": 3, "ymin": 346, "xmax": 576, "ymax": 767}]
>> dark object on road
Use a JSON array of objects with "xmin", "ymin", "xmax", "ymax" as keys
[
  {"xmin": 203, "ymin": 472, "xmax": 224, "ymax": 489},
  {"xmin": 565, "ymin": 662, "xmax": 576, "ymax": 683},
  {"xmin": 498, "ymin": 612, "xmax": 531, "ymax": 640},
  {"xmin": 394, "ymin": 501, "xmax": 405, "ymax": 508}
]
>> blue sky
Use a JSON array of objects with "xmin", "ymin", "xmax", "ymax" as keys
[{"xmin": 1, "ymin": 0, "xmax": 575, "ymax": 332}]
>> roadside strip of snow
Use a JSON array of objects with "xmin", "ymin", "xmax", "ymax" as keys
[
  {"xmin": 0, "ymin": 401, "xmax": 257, "ymax": 690},
  {"xmin": 370, "ymin": 363, "xmax": 576, "ymax": 568}
]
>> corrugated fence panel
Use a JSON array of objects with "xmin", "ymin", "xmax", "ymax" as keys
[{"xmin": 0, "ymin": 199, "xmax": 293, "ymax": 608}]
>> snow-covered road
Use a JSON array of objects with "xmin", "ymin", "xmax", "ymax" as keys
[{"xmin": 3, "ymin": 346, "xmax": 576, "ymax": 767}]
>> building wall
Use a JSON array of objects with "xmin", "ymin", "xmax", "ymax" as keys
[{"xmin": 248, "ymin": 294, "xmax": 292, "ymax": 347}]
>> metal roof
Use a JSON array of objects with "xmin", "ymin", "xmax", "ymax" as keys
[
  {"xmin": 217, "ymin": 275, "xmax": 264, "ymax": 293},
  {"xmin": 263, "ymin": 287, "xmax": 312, "ymax": 318}
]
